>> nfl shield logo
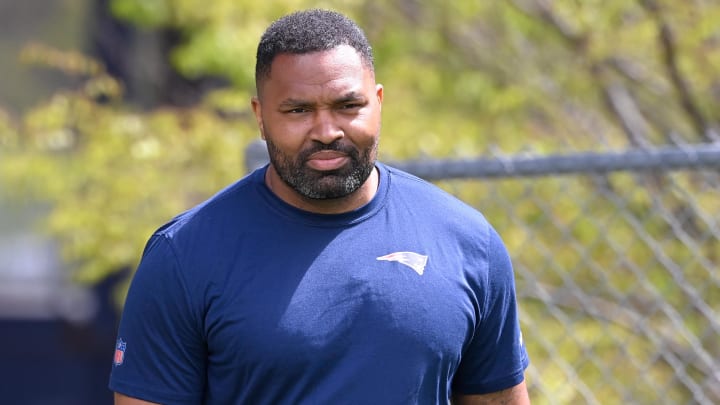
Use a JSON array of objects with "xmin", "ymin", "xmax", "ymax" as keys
[{"xmin": 114, "ymin": 339, "xmax": 126, "ymax": 366}]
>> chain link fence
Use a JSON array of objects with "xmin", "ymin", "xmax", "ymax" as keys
[{"xmin": 246, "ymin": 142, "xmax": 720, "ymax": 404}]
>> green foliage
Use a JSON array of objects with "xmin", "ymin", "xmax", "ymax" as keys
[{"xmin": 1, "ymin": 52, "xmax": 256, "ymax": 285}]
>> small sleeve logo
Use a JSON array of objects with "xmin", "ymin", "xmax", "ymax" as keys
[{"xmin": 113, "ymin": 338, "xmax": 126, "ymax": 366}]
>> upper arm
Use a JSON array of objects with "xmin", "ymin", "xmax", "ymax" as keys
[
  {"xmin": 452, "ymin": 226, "xmax": 529, "ymax": 393},
  {"xmin": 115, "ymin": 392, "xmax": 160, "ymax": 405},
  {"xmin": 109, "ymin": 235, "xmax": 206, "ymax": 403},
  {"xmin": 452, "ymin": 381, "xmax": 530, "ymax": 405}
]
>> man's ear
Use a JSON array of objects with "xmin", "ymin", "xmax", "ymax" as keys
[{"xmin": 251, "ymin": 96, "xmax": 265, "ymax": 140}]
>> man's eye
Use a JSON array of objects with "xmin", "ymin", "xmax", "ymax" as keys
[
  {"xmin": 287, "ymin": 108, "xmax": 309, "ymax": 113},
  {"xmin": 340, "ymin": 103, "xmax": 363, "ymax": 110}
]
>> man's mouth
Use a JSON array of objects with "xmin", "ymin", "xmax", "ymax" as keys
[{"xmin": 305, "ymin": 150, "xmax": 350, "ymax": 171}]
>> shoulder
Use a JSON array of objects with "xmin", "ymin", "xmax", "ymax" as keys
[
  {"xmin": 157, "ymin": 168, "xmax": 264, "ymax": 241},
  {"xmin": 138, "ymin": 168, "xmax": 267, "ymax": 281},
  {"xmin": 381, "ymin": 162, "xmax": 491, "ymax": 228},
  {"xmin": 381, "ymin": 163, "xmax": 442, "ymax": 195}
]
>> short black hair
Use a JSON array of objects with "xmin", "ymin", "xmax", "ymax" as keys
[{"xmin": 255, "ymin": 9, "xmax": 374, "ymax": 89}]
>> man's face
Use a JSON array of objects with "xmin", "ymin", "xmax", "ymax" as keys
[{"xmin": 252, "ymin": 45, "xmax": 383, "ymax": 201}]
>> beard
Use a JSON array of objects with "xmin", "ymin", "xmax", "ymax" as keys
[{"xmin": 265, "ymin": 136, "xmax": 378, "ymax": 200}]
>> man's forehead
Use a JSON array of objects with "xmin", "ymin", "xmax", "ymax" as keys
[
  {"xmin": 266, "ymin": 46, "xmax": 372, "ymax": 78},
  {"xmin": 258, "ymin": 48, "xmax": 375, "ymax": 98}
]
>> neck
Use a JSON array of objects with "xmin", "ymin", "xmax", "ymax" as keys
[{"xmin": 265, "ymin": 166, "xmax": 379, "ymax": 215}]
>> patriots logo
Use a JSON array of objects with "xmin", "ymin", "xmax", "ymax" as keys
[{"xmin": 376, "ymin": 251, "xmax": 428, "ymax": 275}]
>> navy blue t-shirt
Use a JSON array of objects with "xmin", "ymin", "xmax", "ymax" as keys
[{"xmin": 109, "ymin": 163, "xmax": 529, "ymax": 404}]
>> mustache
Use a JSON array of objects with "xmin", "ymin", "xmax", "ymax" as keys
[{"xmin": 298, "ymin": 141, "xmax": 358, "ymax": 161}]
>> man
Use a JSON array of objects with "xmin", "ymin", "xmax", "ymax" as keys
[{"xmin": 110, "ymin": 9, "xmax": 530, "ymax": 405}]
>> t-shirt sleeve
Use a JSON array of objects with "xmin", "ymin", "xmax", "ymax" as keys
[
  {"xmin": 109, "ymin": 234, "xmax": 206, "ymax": 404},
  {"xmin": 452, "ymin": 225, "xmax": 529, "ymax": 395}
]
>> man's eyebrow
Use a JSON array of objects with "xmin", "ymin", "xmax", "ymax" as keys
[
  {"xmin": 335, "ymin": 92, "xmax": 366, "ymax": 103},
  {"xmin": 278, "ymin": 92, "xmax": 367, "ymax": 107},
  {"xmin": 279, "ymin": 98, "xmax": 313, "ymax": 107}
]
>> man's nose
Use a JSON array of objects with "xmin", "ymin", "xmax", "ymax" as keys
[{"xmin": 310, "ymin": 109, "xmax": 344, "ymax": 144}]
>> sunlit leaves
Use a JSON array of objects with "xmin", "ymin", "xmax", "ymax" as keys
[
  {"xmin": 110, "ymin": 0, "xmax": 175, "ymax": 27},
  {"xmin": 20, "ymin": 42, "xmax": 104, "ymax": 77},
  {"xmin": 4, "ymin": 74, "xmax": 255, "ymax": 283}
]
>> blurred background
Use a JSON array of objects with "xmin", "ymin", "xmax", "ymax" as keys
[{"xmin": 0, "ymin": 0, "xmax": 718, "ymax": 404}]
